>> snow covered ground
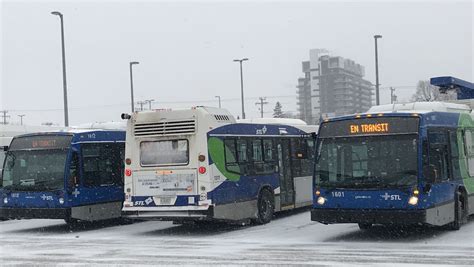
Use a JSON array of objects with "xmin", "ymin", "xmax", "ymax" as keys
[{"xmin": 0, "ymin": 209, "xmax": 473, "ymax": 266}]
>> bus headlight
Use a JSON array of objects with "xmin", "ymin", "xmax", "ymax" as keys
[
  {"xmin": 59, "ymin": 198, "xmax": 65, "ymax": 205},
  {"xmin": 408, "ymin": 196, "xmax": 418, "ymax": 205},
  {"xmin": 317, "ymin": 196, "xmax": 326, "ymax": 205},
  {"xmin": 3, "ymin": 197, "xmax": 8, "ymax": 204}
]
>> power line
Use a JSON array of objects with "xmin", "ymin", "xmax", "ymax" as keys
[{"xmin": 7, "ymin": 95, "xmax": 297, "ymax": 112}]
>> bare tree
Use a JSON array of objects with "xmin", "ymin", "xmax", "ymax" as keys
[{"xmin": 411, "ymin": 80, "xmax": 455, "ymax": 101}]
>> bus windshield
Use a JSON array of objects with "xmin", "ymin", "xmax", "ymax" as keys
[
  {"xmin": 1, "ymin": 149, "xmax": 69, "ymax": 191},
  {"xmin": 315, "ymin": 134, "xmax": 418, "ymax": 189},
  {"xmin": 1, "ymin": 135, "xmax": 72, "ymax": 191}
]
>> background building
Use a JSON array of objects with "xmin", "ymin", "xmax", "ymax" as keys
[{"xmin": 296, "ymin": 49, "xmax": 373, "ymax": 124}]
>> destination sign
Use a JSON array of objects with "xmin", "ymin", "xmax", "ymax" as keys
[
  {"xmin": 9, "ymin": 135, "xmax": 73, "ymax": 150},
  {"xmin": 319, "ymin": 117, "xmax": 419, "ymax": 138}
]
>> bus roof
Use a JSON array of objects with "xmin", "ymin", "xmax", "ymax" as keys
[{"xmin": 367, "ymin": 101, "xmax": 471, "ymax": 114}]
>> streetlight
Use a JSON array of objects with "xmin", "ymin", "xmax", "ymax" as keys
[
  {"xmin": 215, "ymin": 96, "xmax": 221, "ymax": 108},
  {"xmin": 18, "ymin": 114, "xmax": 25, "ymax": 125},
  {"xmin": 144, "ymin": 99, "xmax": 155, "ymax": 110},
  {"xmin": 129, "ymin": 61, "xmax": 140, "ymax": 112},
  {"xmin": 51, "ymin": 11, "xmax": 69, "ymax": 127},
  {"xmin": 374, "ymin": 34, "xmax": 382, "ymax": 106},
  {"xmin": 233, "ymin": 58, "xmax": 249, "ymax": 119}
]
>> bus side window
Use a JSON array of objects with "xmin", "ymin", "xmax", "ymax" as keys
[
  {"xmin": 224, "ymin": 139, "xmax": 240, "ymax": 174},
  {"xmin": 448, "ymin": 130, "xmax": 461, "ymax": 180},
  {"xmin": 463, "ymin": 129, "xmax": 474, "ymax": 177},
  {"xmin": 263, "ymin": 139, "xmax": 277, "ymax": 174},
  {"xmin": 82, "ymin": 143, "xmax": 123, "ymax": 187},
  {"xmin": 69, "ymin": 152, "xmax": 80, "ymax": 189},
  {"xmin": 236, "ymin": 139, "xmax": 249, "ymax": 175}
]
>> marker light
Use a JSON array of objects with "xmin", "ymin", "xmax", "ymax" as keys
[
  {"xmin": 317, "ymin": 196, "xmax": 326, "ymax": 205},
  {"xmin": 59, "ymin": 198, "xmax": 65, "ymax": 205},
  {"xmin": 3, "ymin": 197, "xmax": 8, "ymax": 204},
  {"xmin": 125, "ymin": 169, "xmax": 132, "ymax": 177},
  {"xmin": 125, "ymin": 158, "xmax": 132, "ymax": 165},
  {"xmin": 198, "ymin": 166, "xmax": 207, "ymax": 174},
  {"xmin": 198, "ymin": 155, "xmax": 206, "ymax": 162},
  {"xmin": 366, "ymin": 114, "xmax": 372, "ymax": 117},
  {"xmin": 377, "ymin": 113, "xmax": 384, "ymax": 117},
  {"xmin": 408, "ymin": 196, "xmax": 419, "ymax": 205},
  {"xmin": 315, "ymin": 190, "xmax": 321, "ymax": 196},
  {"xmin": 413, "ymin": 189, "xmax": 419, "ymax": 196},
  {"xmin": 355, "ymin": 115, "xmax": 361, "ymax": 118}
]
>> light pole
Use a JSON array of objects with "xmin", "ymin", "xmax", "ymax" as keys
[
  {"xmin": 144, "ymin": 99, "xmax": 155, "ymax": 110},
  {"xmin": 233, "ymin": 58, "xmax": 249, "ymax": 119},
  {"xmin": 18, "ymin": 114, "xmax": 25, "ymax": 125},
  {"xmin": 51, "ymin": 11, "xmax": 69, "ymax": 127},
  {"xmin": 374, "ymin": 34, "xmax": 382, "ymax": 106},
  {"xmin": 215, "ymin": 96, "xmax": 221, "ymax": 108},
  {"xmin": 129, "ymin": 61, "xmax": 139, "ymax": 112}
]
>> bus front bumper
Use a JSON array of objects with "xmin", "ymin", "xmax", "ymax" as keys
[
  {"xmin": 0, "ymin": 207, "xmax": 69, "ymax": 220},
  {"xmin": 311, "ymin": 208, "xmax": 427, "ymax": 225}
]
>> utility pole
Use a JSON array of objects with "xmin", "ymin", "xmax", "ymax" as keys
[
  {"xmin": 18, "ymin": 114, "xmax": 26, "ymax": 125},
  {"xmin": 390, "ymin": 87, "xmax": 396, "ymax": 104},
  {"xmin": 0, "ymin": 110, "xmax": 10, "ymax": 125},
  {"xmin": 137, "ymin": 100, "xmax": 146, "ymax": 111},
  {"xmin": 390, "ymin": 87, "xmax": 397, "ymax": 104},
  {"xmin": 144, "ymin": 99, "xmax": 155, "ymax": 110},
  {"xmin": 255, "ymin": 97, "xmax": 268, "ymax": 118}
]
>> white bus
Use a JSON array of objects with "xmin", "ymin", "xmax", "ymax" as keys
[{"xmin": 122, "ymin": 107, "xmax": 317, "ymax": 224}]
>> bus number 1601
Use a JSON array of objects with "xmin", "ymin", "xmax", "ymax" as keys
[{"xmin": 332, "ymin": 192, "xmax": 345, "ymax": 197}]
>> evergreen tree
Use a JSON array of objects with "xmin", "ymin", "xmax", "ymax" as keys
[{"xmin": 273, "ymin": 102, "xmax": 284, "ymax": 118}]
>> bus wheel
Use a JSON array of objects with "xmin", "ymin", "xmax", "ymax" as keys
[
  {"xmin": 358, "ymin": 223, "xmax": 372, "ymax": 230},
  {"xmin": 64, "ymin": 216, "xmax": 80, "ymax": 226},
  {"xmin": 448, "ymin": 191, "xmax": 466, "ymax": 231},
  {"xmin": 255, "ymin": 189, "xmax": 274, "ymax": 225}
]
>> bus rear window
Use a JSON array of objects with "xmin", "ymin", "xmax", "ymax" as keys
[{"xmin": 140, "ymin": 140, "xmax": 189, "ymax": 166}]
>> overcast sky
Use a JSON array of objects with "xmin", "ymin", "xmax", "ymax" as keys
[{"xmin": 1, "ymin": 0, "xmax": 472, "ymax": 126}]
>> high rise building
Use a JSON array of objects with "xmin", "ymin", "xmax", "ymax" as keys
[{"xmin": 296, "ymin": 49, "xmax": 373, "ymax": 124}]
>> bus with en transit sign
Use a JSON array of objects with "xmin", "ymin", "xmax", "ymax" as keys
[
  {"xmin": 121, "ymin": 107, "xmax": 317, "ymax": 224},
  {"xmin": 0, "ymin": 129, "xmax": 125, "ymax": 224},
  {"xmin": 312, "ymin": 102, "xmax": 474, "ymax": 230}
]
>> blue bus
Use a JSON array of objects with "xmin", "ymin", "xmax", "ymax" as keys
[
  {"xmin": 122, "ymin": 107, "xmax": 317, "ymax": 224},
  {"xmin": 0, "ymin": 130, "xmax": 125, "ymax": 224},
  {"xmin": 311, "ymin": 102, "xmax": 474, "ymax": 230}
]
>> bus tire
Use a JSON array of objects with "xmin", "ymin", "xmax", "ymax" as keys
[
  {"xmin": 255, "ymin": 188, "xmax": 274, "ymax": 225},
  {"xmin": 448, "ymin": 190, "xmax": 466, "ymax": 231},
  {"xmin": 64, "ymin": 216, "xmax": 80, "ymax": 226},
  {"xmin": 358, "ymin": 223, "xmax": 372, "ymax": 230}
]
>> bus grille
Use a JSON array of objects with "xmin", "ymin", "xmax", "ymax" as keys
[{"xmin": 134, "ymin": 120, "xmax": 196, "ymax": 136}]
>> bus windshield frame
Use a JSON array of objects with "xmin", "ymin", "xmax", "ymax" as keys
[
  {"xmin": 1, "ymin": 135, "xmax": 73, "ymax": 192},
  {"xmin": 315, "ymin": 116, "xmax": 420, "ymax": 189}
]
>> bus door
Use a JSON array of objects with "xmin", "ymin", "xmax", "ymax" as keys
[{"xmin": 277, "ymin": 139, "xmax": 294, "ymax": 208}]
